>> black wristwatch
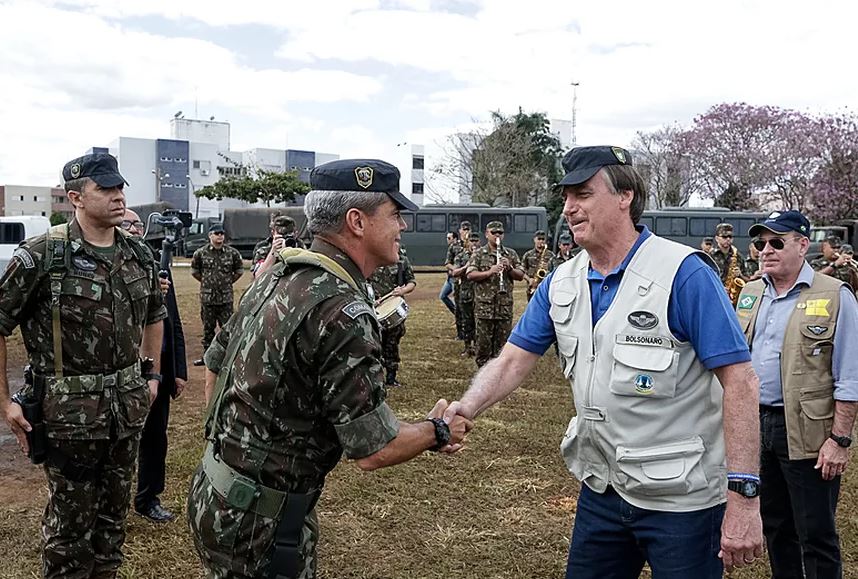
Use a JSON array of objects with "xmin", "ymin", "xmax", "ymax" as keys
[
  {"xmin": 143, "ymin": 373, "xmax": 163, "ymax": 385},
  {"xmin": 727, "ymin": 479, "xmax": 761, "ymax": 498},
  {"xmin": 426, "ymin": 418, "xmax": 451, "ymax": 451},
  {"xmin": 830, "ymin": 433, "xmax": 853, "ymax": 448}
]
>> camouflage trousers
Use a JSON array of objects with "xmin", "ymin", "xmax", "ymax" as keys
[
  {"xmin": 188, "ymin": 465, "xmax": 319, "ymax": 579},
  {"xmin": 201, "ymin": 302, "xmax": 233, "ymax": 351},
  {"xmin": 474, "ymin": 317, "xmax": 512, "ymax": 367},
  {"xmin": 42, "ymin": 433, "xmax": 141, "ymax": 579},
  {"xmin": 381, "ymin": 322, "xmax": 407, "ymax": 374},
  {"xmin": 459, "ymin": 299, "xmax": 475, "ymax": 344},
  {"xmin": 453, "ymin": 283, "xmax": 464, "ymax": 339}
]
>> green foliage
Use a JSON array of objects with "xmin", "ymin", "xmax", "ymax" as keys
[
  {"xmin": 49, "ymin": 212, "xmax": 68, "ymax": 226},
  {"xmin": 195, "ymin": 170, "xmax": 310, "ymax": 206}
]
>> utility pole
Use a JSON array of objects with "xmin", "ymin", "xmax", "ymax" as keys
[{"xmin": 571, "ymin": 81, "xmax": 580, "ymax": 146}]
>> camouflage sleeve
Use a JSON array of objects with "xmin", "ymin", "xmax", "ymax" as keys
[
  {"xmin": 304, "ymin": 296, "xmax": 398, "ymax": 459},
  {"xmin": 232, "ymin": 248, "xmax": 244, "ymax": 274},
  {"xmin": 465, "ymin": 250, "xmax": 481, "ymax": 275},
  {"xmin": 0, "ymin": 248, "xmax": 43, "ymax": 336},
  {"xmin": 402, "ymin": 257, "xmax": 416, "ymax": 285},
  {"xmin": 509, "ymin": 249, "xmax": 521, "ymax": 269},
  {"xmin": 191, "ymin": 249, "xmax": 202, "ymax": 276}
]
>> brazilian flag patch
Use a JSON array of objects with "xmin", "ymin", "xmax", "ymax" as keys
[{"xmin": 737, "ymin": 295, "xmax": 757, "ymax": 310}]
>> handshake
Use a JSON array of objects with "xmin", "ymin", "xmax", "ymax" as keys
[{"xmin": 426, "ymin": 398, "xmax": 474, "ymax": 453}]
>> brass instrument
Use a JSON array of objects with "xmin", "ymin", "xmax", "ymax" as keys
[
  {"xmin": 725, "ymin": 246, "xmax": 746, "ymax": 306},
  {"xmin": 497, "ymin": 241, "xmax": 507, "ymax": 294},
  {"xmin": 833, "ymin": 253, "xmax": 858, "ymax": 268},
  {"xmin": 530, "ymin": 247, "xmax": 550, "ymax": 291}
]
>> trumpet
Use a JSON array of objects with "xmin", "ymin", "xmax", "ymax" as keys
[
  {"xmin": 833, "ymin": 253, "xmax": 858, "ymax": 268},
  {"xmin": 497, "ymin": 241, "xmax": 507, "ymax": 294}
]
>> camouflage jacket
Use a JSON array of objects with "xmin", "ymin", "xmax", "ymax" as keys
[
  {"xmin": 522, "ymin": 247, "xmax": 556, "ymax": 278},
  {"xmin": 252, "ymin": 237, "xmax": 273, "ymax": 266},
  {"xmin": 709, "ymin": 246, "xmax": 744, "ymax": 283},
  {"xmin": 556, "ymin": 247, "xmax": 582, "ymax": 263},
  {"xmin": 203, "ymin": 239, "xmax": 399, "ymax": 494},
  {"xmin": 810, "ymin": 257, "xmax": 858, "ymax": 286},
  {"xmin": 192, "ymin": 243, "xmax": 244, "ymax": 304},
  {"xmin": 368, "ymin": 253, "xmax": 415, "ymax": 300},
  {"xmin": 467, "ymin": 244, "xmax": 520, "ymax": 319},
  {"xmin": 454, "ymin": 247, "xmax": 476, "ymax": 302},
  {"xmin": 0, "ymin": 219, "xmax": 167, "ymax": 439},
  {"xmin": 445, "ymin": 240, "xmax": 463, "ymax": 266},
  {"xmin": 743, "ymin": 257, "xmax": 760, "ymax": 278}
]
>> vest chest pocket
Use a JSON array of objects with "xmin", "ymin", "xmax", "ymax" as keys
[
  {"xmin": 615, "ymin": 436, "xmax": 708, "ymax": 497},
  {"xmin": 123, "ymin": 270, "xmax": 151, "ymax": 323},
  {"xmin": 60, "ymin": 277, "xmax": 105, "ymax": 325},
  {"xmin": 550, "ymin": 291, "xmax": 578, "ymax": 378},
  {"xmin": 609, "ymin": 341, "xmax": 678, "ymax": 398}
]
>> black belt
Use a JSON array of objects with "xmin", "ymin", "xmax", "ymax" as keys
[{"xmin": 760, "ymin": 404, "xmax": 785, "ymax": 413}]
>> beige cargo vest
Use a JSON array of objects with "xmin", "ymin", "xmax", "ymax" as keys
[
  {"xmin": 550, "ymin": 234, "xmax": 726, "ymax": 512},
  {"xmin": 736, "ymin": 273, "xmax": 841, "ymax": 460}
]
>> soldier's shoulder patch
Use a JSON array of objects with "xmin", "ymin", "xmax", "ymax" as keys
[
  {"xmin": 342, "ymin": 300, "xmax": 374, "ymax": 320},
  {"xmin": 12, "ymin": 247, "xmax": 35, "ymax": 269}
]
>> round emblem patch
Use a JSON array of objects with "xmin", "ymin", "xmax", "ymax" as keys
[{"xmin": 70, "ymin": 163, "xmax": 81, "ymax": 178}]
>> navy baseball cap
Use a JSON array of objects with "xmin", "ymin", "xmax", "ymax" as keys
[
  {"xmin": 748, "ymin": 210, "xmax": 811, "ymax": 238},
  {"xmin": 310, "ymin": 159, "xmax": 418, "ymax": 211},
  {"xmin": 62, "ymin": 153, "xmax": 128, "ymax": 188},
  {"xmin": 557, "ymin": 146, "xmax": 633, "ymax": 187}
]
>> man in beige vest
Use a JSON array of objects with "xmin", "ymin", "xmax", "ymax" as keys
[
  {"xmin": 736, "ymin": 210, "xmax": 858, "ymax": 579},
  {"xmin": 444, "ymin": 146, "xmax": 763, "ymax": 578}
]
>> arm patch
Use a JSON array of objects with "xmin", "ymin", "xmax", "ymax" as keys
[
  {"xmin": 342, "ymin": 300, "xmax": 375, "ymax": 320},
  {"xmin": 12, "ymin": 247, "xmax": 35, "ymax": 269}
]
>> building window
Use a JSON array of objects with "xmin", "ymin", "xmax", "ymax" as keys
[
  {"xmin": 41, "ymin": 211, "xmax": 46, "ymax": 216},
  {"xmin": 412, "ymin": 182, "xmax": 424, "ymax": 195},
  {"xmin": 193, "ymin": 160, "xmax": 200, "ymax": 169},
  {"xmin": 19, "ymin": 195, "xmax": 25, "ymax": 201},
  {"xmin": 412, "ymin": 156, "xmax": 424, "ymax": 170},
  {"xmin": 33, "ymin": 196, "xmax": 38, "ymax": 202}
]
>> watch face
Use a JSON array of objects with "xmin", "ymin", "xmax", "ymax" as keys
[{"xmin": 743, "ymin": 482, "xmax": 759, "ymax": 498}]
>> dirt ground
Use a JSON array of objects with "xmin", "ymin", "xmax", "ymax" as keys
[{"xmin": 1, "ymin": 263, "xmax": 856, "ymax": 578}]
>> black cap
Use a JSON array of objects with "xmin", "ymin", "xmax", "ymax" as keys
[
  {"xmin": 702, "ymin": 237, "xmax": 714, "ymax": 243},
  {"xmin": 748, "ymin": 210, "xmax": 811, "ymax": 238},
  {"xmin": 558, "ymin": 146, "xmax": 633, "ymax": 187},
  {"xmin": 310, "ymin": 159, "xmax": 418, "ymax": 211},
  {"xmin": 62, "ymin": 153, "xmax": 128, "ymax": 188},
  {"xmin": 209, "ymin": 223, "xmax": 225, "ymax": 234}
]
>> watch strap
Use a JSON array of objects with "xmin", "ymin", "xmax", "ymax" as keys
[{"xmin": 427, "ymin": 418, "xmax": 450, "ymax": 451}]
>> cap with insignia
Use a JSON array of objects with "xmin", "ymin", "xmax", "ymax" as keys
[
  {"xmin": 486, "ymin": 221, "xmax": 504, "ymax": 232},
  {"xmin": 62, "ymin": 153, "xmax": 129, "ymax": 188},
  {"xmin": 273, "ymin": 215, "xmax": 296, "ymax": 234},
  {"xmin": 209, "ymin": 223, "xmax": 225, "ymax": 234},
  {"xmin": 310, "ymin": 159, "xmax": 418, "ymax": 211},
  {"xmin": 748, "ymin": 210, "xmax": 811, "ymax": 238},
  {"xmin": 557, "ymin": 145, "xmax": 633, "ymax": 187},
  {"xmin": 534, "ymin": 229, "xmax": 546, "ymax": 239},
  {"xmin": 715, "ymin": 223, "xmax": 734, "ymax": 236}
]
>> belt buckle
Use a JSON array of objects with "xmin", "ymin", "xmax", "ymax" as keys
[{"xmin": 226, "ymin": 475, "xmax": 258, "ymax": 510}]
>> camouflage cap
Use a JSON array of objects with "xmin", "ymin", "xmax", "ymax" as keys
[
  {"xmin": 486, "ymin": 221, "xmax": 504, "ymax": 232},
  {"xmin": 559, "ymin": 234, "xmax": 573, "ymax": 244},
  {"xmin": 702, "ymin": 237, "xmax": 714, "ymax": 244},
  {"xmin": 209, "ymin": 223, "xmax": 225, "ymax": 234},
  {"xmin": 468, "ymin": 231, "xmax": 480, "ymax": 241},
  {"xmin": 842, "ymin": 243, "xmax": 854, "ymax": 254},
  {"xmin": 534, "ymin": 229, "xmax": 546, "ymax": 239},
  {"xmin": 273, "ymin": 215, "xmax": 296, "ymax": 234},
  {"xmin": 715, "ymin": 223, "xmax": 734, "ymax": 236},
  {"xmin": 825, "ymin": 235, "xmax": 842, "ymax": 248},
  {"xmin": 459, "ymin": 220, "xmax": 471, "ymax": 230}
]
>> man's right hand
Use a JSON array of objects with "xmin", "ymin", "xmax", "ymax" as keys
[
  {"xmin": 2, "ymin": 399, "xmax": 32, "ymax": 455},
  {"xmin": 718, "ymin": 494, "xmax": 764, "ymax": 572}
]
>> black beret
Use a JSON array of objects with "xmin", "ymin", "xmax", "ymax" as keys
[{"xmin": 310, "ymin": 159, "xmax": 418, "ymax": 211}]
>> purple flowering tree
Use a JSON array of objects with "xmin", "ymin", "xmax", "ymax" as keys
[{"xmin": 807, "ymin": 113, "xmax": 858, "ymax": 223}]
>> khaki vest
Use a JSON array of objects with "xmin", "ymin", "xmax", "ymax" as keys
[
  {"xmin": 550, "ymin": 235, "xmax": 726, "ymax": 512},
  {"xmin": 737, "ymin": 273, "xmax": 841, "ymax": 460}
]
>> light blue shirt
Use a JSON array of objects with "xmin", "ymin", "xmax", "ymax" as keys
[{"xmin": 752, "ymin": 262, "xmax": 858, "ymax": 405}]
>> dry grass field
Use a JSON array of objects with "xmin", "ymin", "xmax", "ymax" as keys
[{"xmin": 1, "ymin": 264, "xmax": 856, "ymax": 578}]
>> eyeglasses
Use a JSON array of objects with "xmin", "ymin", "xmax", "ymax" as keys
[
  {"xmin": 753, "ymin": 237, "xmax": 791, "ymax": 251},
  {"xmin": 490, "ymin": 230, "xmax": 504, "ymax": 235},
  {"xmin": 120, "ymin": 220, "xmax": 144, "ymax": 231}
]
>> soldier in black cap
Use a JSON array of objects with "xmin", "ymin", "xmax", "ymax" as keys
[
  {"xmin": 521, "ymin": 229, "xmax": 556, "ymax": 301},
  {"xmin": 1, "ymin": 152, "xmax": 167, "ymax": 577},
  {"xmin": 190, "ymin": 159, "xmax": 471, "ymax": 579}
]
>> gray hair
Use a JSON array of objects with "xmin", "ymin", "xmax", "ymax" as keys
[
  {"xmin": 304, "ymin": 190, "xmax": 389, "ymax": 236},
  {"xmin": 63, "ymin": 176, "xmax": 91, "ymax": 194}
]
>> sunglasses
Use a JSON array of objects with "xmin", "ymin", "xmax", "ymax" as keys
[
  {"xmin": 718, "ymin": 234, "xmax": 734, "ymax": 239},
  {"xmin": 753, "ymin": 237, "xmax": 791, "ymax": 251},
  {"xmin": 490, "ymin": 230, "xmax": 504, "ymax": 235},
  {"xmin": 211, "ymin": 231, "xmax": 225, "ymax": 236},
  {"xmin": 120, "ymin": 220, "xmax": 144, "ymax": 230}
]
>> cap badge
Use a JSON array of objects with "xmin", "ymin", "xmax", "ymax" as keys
[
  {"xmin": 355, "ymin": 167, "xmax": 374, "ymax": 189},
  {"xmin": 70, "ymin": 163, "xmax": 81, "ymax": 178},
  {"xmin": 611, "ymin": 147, "xmax": 627, "ymax": 164}
]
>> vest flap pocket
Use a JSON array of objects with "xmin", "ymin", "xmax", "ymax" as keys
[
  {"xmin": 613, "ymin": 342, "xmax": 673, "ymax": 371},
  {"xmin": 615, "ymin": 437, "xmax": 707, "ymax": 497},
  {"xmin": 556, "ymin": 336, "xmax": 578, "ymax": 378},
  {"xmin": 799, "ymin": 387, "xmax": 835, "ymax": 420},
  {"xmin": 549, "ymin": 290, "xmax": 576, "ymax": 323},
  {"xmin": 43, "ymin": 376, "xmax": 107, "ymax": 436},
  {"xmin": 61, "ymin": 278, "xmax": 104, "ymax": 302}
]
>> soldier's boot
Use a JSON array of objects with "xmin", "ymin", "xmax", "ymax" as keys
[{"xmin": 385, "ymin": 370, "xmax": 402, "ymax": 388}]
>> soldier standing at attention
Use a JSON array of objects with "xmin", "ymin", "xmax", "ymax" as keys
[
  {"xmin": 522, "ymin": 229, "xmax": 556, "ymax": 301},
  {"xmin": 1, "ymin": 153, "xmax": 167, "ymax": 578},
  {"xmin": 446, "ymin": 220, "xmax": 471, "ymax": 341},
  {"xmin": 368, "ymin": 246, "xmax": 417, "ymax": 388},
  {"xmin": 467, "ymin": 220, "xmax": 524, "ymax": 367},
  {"xmin": 188, "ymin": 159, "xmax": 471, "ymax": 579},
  {"xmin": 710, "ymin": 223, "xmax": 746, "ymax": 285},
  {"xmin": 556, "ymin": 233, "xmax": 574, "ymax": 263},
  {"xmin": 451, "ymin": 231, "xmax": 481, "ymax": 357},
  {"xmin": 191, "ymin": 223, "xmax": 244, "ymax": 366}
]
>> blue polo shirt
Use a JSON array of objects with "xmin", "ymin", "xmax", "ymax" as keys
[{"xmin": 509, "ymin": 226, "xmax": 751, "ymax": 370}]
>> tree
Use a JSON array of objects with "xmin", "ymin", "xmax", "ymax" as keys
[
  {"xmin": 808, "ymin": 113, "xmax": 858, "ymax": 223},
  {"xmin": 49, "ymin": 212, "xmax": 68, "ymax": 226},
  {"xmin": 632, "ymin": 125, "xmax": 698, "ymax": 208},
  {"xmin": 196, "ymin": 169, "xmax": 310, "ymax": 206}
]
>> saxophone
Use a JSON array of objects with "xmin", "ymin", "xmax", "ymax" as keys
[
  {"xmin": 531, "ymin": 247, "xmax": 550, "ymax": 291},
  {"xmin": 725, "ymin": 246, "xmax": 746, "ymax": 306}
]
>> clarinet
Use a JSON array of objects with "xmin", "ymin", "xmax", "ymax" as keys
[{"xmin": 497, "ymin": 241, "xmax": 506, "ymax": 294}]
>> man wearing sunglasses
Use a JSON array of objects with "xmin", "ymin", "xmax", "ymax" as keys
[
  {"xmin": 190, "ymin": 223, "xmax": 244, "ymax": 366},
  {"xmin": 710, "ymin": 223, "xmax": 747, "ymax": 286},
  {"xmin": 735, "ymin": 210, "xmax": 858, "ymax": 579},
  {"xmin": 446, "ymin": 145, "xmax": 764, "ymax": 577}
]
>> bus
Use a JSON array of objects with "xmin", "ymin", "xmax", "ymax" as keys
[
  {"xmin": 401, "ymin": 205, "xmax": 548, "ymax": 266},
  {"xmin": 553, "ymin": 207, "xmax": 769, "ymax": 252}
]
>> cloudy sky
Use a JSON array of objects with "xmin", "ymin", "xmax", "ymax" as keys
[{"xmin": 1, "ymin": 0, "xmax": 855, "ymax": 199}]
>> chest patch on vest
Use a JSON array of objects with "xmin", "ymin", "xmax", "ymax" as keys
[
  {"xmin": 806, "ymin": 325, "xmax": 829, "ymax": 336},
  {"xmin": 72, "ymin": 255, "xmax": 98, "ymax": 271},
  {"xmin": 737, "ymin": 295, "xmax": 757, "ymax": 310},
  {"xmin": 634, "ymin": 374, "xmax": 654, "ymax": 394},
  {"xmin": 12, "ymin": 247, "xmax": 35, "ymax": 269},
  {"xmin": 804, "ymin": 299, "xmax": 830, "ymax": 317},
  {"xmin": 342, "ymin": 300, "xmax": 374, "ymax": 320},
  {"xmin": 617, "ymin": 334, "xmax": 672, "ymax": 348},
  {"xmin": 628, "ymin": 310, "xmax": 658, "ymax": 329}
]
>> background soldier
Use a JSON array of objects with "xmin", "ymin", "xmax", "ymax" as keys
[
  {"xmin": 451, "ymin": 231, "xmax": 481, "ymax": 357},
  {"xmin": 710, "ymin": 223, "xmax": 746, "ymax": 285},
  {"xmin": 522, "ymin": 229, "xmax": 555, "ymax": 301},
  {"xmin": 188, "ymin": 158, "xmax": 471, "ymax": 579},
  {"xmin": 700, "ymin": 236, "xmax": 714, "ymax": 253},
  {"xmin": 368, "ymin": 246, "xmax": 416, "ymax": 388},
  {"xmin": 0, "ymin": 153, "xmax": 166, "ymax": 578},
  {"xmin": 744, "ymin": 240, "xmax": 762, "ymax": 280},
  {"xmin": 251, "ymin": 211, "xmax": 281, "ymax": 276},
  {"xmin": 810, "ymin": 235, "xmax": 857, "ymax": 286},
  {"xmin": 467, "ymin": 220, "xmax": 524, "ymax": 367},
  {"xmin": 445, "ymin": 220, "xmax": 471, "ymax": 341},
  {"xmin": 253, "ymin": 214, "xmax": 303, "ymax": 279},
  {"xmin": 556, "ymin": 233, "xmax": 574, "ymax": 263},
  {"xmin": 191, "ymin": 223, "xmax": 244, "ymax": 366}
]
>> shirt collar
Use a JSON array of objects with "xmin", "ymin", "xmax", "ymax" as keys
[
  {"xmin": 587, "ymin": 225, "xmax": 650, "ymax": 281},
  {"xmin": 761, "ymin": 261, "xmax": 813, "ymax": 297},
  {"xmin": 309, "ymin": 238, "xmax": 367, "ymax": 288}
]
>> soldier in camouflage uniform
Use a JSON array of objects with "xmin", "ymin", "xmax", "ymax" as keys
[
  {"xmin": 467, "ymin": 221, "xmax": 524, "ymax": 367},
  {"xmin": 744, "ymin": 240, "xmax": 762, "ymax": 280},
  {"xmin": 253, "ymin": 214, "xmax": 303, "ymax": 279},
  {"xmin": 811, "ymin": 235, "xmax": 858, "ymax": 286},
  {"xmin": 188, "ymin": 159, "xmax": 471, "ymax": 579},
  {"xmin": 709, "ymin": 222, "xmax": 747, "ymax": 285},
  {"xmin": 368, "ymin": 246, "xmax": 416, "ymax": 388},
  {"xmin": 445, "ymin": 220, "xmax": 471, "ymax": 340},
  {"xmin": 0, "ymin": 153, "xmax": 166, "ymax": 579},
  {"xmin": 451, "ymin": 231, "xmax": 480, "ymax": 356},
  {"xmin": 191, "ymin": 223, "xmax": 244, "ymax": 366},
  {"xmin": 521, "ymin": 229, "xmax": 556, "ymax": 301}
]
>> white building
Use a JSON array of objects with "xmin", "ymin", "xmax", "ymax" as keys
[
  {"xmin": 1, "ymin": 184, "xmax": 55, "ymax": 216},
  {"xmin": 390, "ymin": 143, "xmax": 425, "ymax": 207}
]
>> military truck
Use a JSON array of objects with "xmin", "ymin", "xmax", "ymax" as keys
[
  {"xmin": 808, "ymin": 219, "xmax": 858, "ymax": 260},
  {"xmin": 183, "ymin": 207, "xmax": 310, "ymax": 258}
]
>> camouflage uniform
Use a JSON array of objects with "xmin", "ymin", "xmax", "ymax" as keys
[
  {"xmin": 187, "ymin": 239, "xmax": 399, "ymax": 579},
  {"xmin": 445, "ymin": 240, "xmax": 464, "ymax": 339},
  {"xmin": 521, "ymin": 247, "xmax": 556, "ymax": 301},
  {"xmin": 709, "ymin": 246, "xmax": 745, "ymax": 284},
  {"xmin": 191, "ymin": 243, "xmax": 244, "ymax": 350},
  {"xmin": 368, "ymin": 251, "xmax": 416, "ymax": 385},
  {"xmin": 743, "ymin": 256, "xmax": 760, "ymax": 278},
  {"xmin": 467, "ymin": 244, "xmax": 521, "ymax": 367},
  {"xmin": 810, "ymin": 256, "xmax": 858, "ymax": 286},
  {"xmin": 454, "ymin": 244, "xmax": 476, "ymax": 351},
  {"xmin": 0, "ymin": 219, "xmax": 166, "ymax": 579},
  {"xmin": 252, "ymin": 237, "xmax": 273, "ymax": 270}
]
